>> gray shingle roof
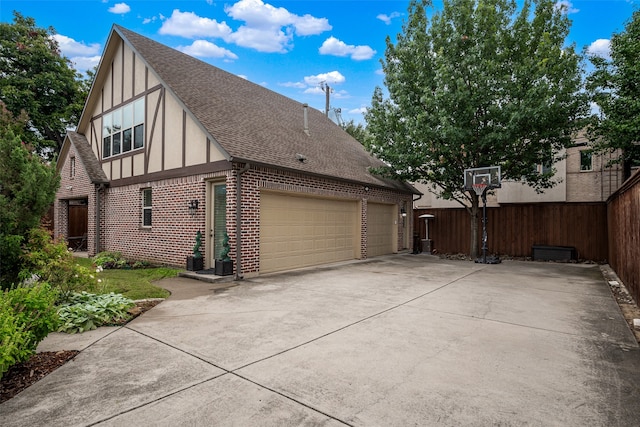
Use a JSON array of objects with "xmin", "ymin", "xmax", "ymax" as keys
[
  {"xmin": 67, "ymin": 131, "xmax": 109, "ymax": 184},
  {"xmin": 108, "ymin": 25, "xmax": 418, "ymax": 193},
  {"xmin": 114, "ymin": 25, "xmax": 416, "ymax": 194}
]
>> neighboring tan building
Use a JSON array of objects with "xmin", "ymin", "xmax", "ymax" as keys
[
  {"xmin": 54, "ymin": 25, "xmax": 417, "ymax": 277},
  {"xmin": 413, "ymin": 132, "xmax": 625, "ymax": 210}
]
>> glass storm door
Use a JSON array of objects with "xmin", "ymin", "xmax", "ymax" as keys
[{"xmin": 210, "ymin": 183, "xmax": 227, "ymax": 266}]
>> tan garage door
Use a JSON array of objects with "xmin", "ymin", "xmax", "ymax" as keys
[
  {"xmin": 367, "ymin": 202, "xmax": 395, "ymax": 257},
  {"xmin": 260, "ymin": 192, "xmax": 359, "ymax": 274}
]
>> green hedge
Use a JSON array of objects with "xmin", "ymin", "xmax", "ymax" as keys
[{"xmin": 0, "ymin": 283, "xmax": 59, "ymax": 378}]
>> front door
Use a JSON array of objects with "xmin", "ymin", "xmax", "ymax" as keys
[
  {"xmin": 209, "ymin": 183, "xmax": 227, "ymax": 267},
  {"xmin": 68, "ymin": 199, "xmax": 88, "ymax": 251}
]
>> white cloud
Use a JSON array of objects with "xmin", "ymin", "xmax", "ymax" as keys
[
  {"xmin": 291, "ymin": 14, "xmax": 332, "ymax": 36},
  {"xmin": 52, "ymin": 34, "xmax": 101, "ymax": 56},
  {"xmin": 52, "ymin": 34, "xmax": 102, "ymax": 72},
  {"xmin": 554, "ymin": 1, "xmax": 579, "ymax": 14},
  {"xmin": 142, "ymin": 16, "xmax": 157, "ymax": 25},
  {"xmin": 349, "ymin": 107, "xmax": 367, "ymax": 115},
  {"xmin": 377, "ymin": 12, "xmax": 401, "ymax": 25},
  {"xmin": 319, "ymin": 36, "xmax": 375, "ymax": 60},
  {"xmin": 159, "ymin": 10, "xmax": 233, "ymax": 39},
  {"xmin": 225, "ymin": 26, "xmax": 292, "ymax": 53},
  {"xmin": 178, "ymin": 40, "xmax": 238, "ymax": 60},
  {"xmin": 587, "ymin": 39, "xmax": 611, "ymax": 59},
  {"xmin": 304, "ymin": 71, "xmax": 346, "ymax": 86},
  {"xmin": 69, "ymin": 55, "xmax": 102, "ymax": 72},
  {"xmin": 303, "ymin": 86, "xmax": 325, "ymax": 95},
  {"xmin": 279, "ymin": 81, "xmax": 307, "ymax": 88},
  {"xmin": 225, "ymin": 0, "xmax": 330, "ymax": 35},
  {"xmin": 332, "ymin": 89, "xmax": 349, "ymax": 99},
  {"xmin": 108, "ymin": 3, "xmax": 131, "ymax": 14},
  {"xmin": 223, "ymin": 0, "xmax": 330, "ymax": 52}
]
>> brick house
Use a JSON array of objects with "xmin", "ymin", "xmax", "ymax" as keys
[{"xmin": 54, "ymin": 25, "xmax": 417, "ymax": 277}]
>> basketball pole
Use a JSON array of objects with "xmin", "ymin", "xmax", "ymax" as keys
[{"xmin": 481, "ymin": 187, "xmax": 488, "ymax": 264}]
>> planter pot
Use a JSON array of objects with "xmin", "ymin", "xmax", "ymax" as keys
[
  {"xmin": 215, "ymin": 259, "xmax": 233, "ymax": 276},
  {"xmin": 186, "ymin": 256, "xmax": 204, "ymax": 271}
]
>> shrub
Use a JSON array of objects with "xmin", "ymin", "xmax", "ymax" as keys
[
  {"xmin": 94, "ymin": 251, "xmax": 128, "ymax": 269},
  {"xmin": 0, "ymin": 282, "xmax": 59, "ymax": 378},
  {"xmin": 57, "ymin": 292, "xmax": 135, "ymax": 334},
  {"xmin": 19, "ymin": 228, "xmax": 98, "ymax": 299},
  {"xmin": 94, "ymin": 251, "xmax": 150, "ymax": 269}
]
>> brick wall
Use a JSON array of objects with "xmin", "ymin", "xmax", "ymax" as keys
[
  {"xmin": 55, "ymin": 144, "xmax": 98, "ymax": 254},
  {"xmin": 235, "ymin": 166, "xmax": 412, "ymax": 274},
  {"xmin": 95, "ymin": 164, "xmax": 411, "ymax": 272},
  {"xmin": 57, "ymin": 152, "xmax": 413, "ymax": 272},
  {"xmin": 100, "ymin": 171, "xmax": 230, "ymax": 265}
]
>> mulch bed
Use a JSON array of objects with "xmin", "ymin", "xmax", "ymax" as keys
[{"xmin": 0, "ymin": 299, "xmax": 163, "ymax": 403}]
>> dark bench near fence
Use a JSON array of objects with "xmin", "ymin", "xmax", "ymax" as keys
[{"xmin": 532, "ymin": 245, "xmax": 578, "ymax": 262}]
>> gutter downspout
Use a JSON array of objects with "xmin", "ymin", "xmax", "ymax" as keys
[{"xmin": 235, "ymin": 163, "xmax": 250, "ymax": 280}]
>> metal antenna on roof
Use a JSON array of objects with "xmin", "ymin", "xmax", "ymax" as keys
[{"xmin": 319, "ymin": 82, "xmax": 333, "ymax": 117}]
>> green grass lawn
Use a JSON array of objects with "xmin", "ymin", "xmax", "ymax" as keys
[{"xmin": 75, "ymin": 257, "xmax": 176, "ymax": 300}]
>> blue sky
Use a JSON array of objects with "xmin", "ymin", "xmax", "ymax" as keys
[{"xmin": 0, "ymin": 0, "xmax": 637, "ymax": 123}]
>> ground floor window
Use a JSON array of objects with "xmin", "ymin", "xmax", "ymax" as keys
[{"xmin": 142, "ymin": 188, "xmax": 152, "ymax": 227}]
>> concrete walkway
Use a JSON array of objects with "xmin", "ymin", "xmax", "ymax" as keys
[{"xmin": 2, "ymin": 255, "xmax": 640, "ymax": 426}]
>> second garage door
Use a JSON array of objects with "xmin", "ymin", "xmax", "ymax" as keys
[
  {"xmin": 367, "ymin": 202, "xmax": 396, "ymax": 257},
  {"xmin": 260, "ymin": 192, "xmax": 359, "ymax": 274}
]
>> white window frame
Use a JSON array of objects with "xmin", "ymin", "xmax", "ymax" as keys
[
  {"xmin": 103, "ymin": 98, "xmax": 145, "ymax": 159},
  {"xmin": 142, "ymin": 188, "xmax": 152, "ymax": 227}
]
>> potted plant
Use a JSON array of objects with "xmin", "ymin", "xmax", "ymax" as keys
[
  {"xmin": 186, "ymin": 231, "xmax": 204, "ymax": 271},
  {"xmin": 215, "ymin": 231, "xmax": 233, "ymax": 276}
]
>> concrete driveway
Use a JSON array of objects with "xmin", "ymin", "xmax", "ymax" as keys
[{"xmin": 2, "ymin": 255, "xmax": 640, "ymax": 426}]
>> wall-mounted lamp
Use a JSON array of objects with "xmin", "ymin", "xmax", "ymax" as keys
[
  {"xmin": 188, "ymin": 199, "xmax": 199, "ymax": 216},
  {"xmin": 401, "ymin": 207, "xmax": 407, "ymax": 218},
  {"xmin": 364, "ymin": 186, "xmax": 369, "ymax": 192}
]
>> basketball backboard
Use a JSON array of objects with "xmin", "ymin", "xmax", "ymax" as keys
[{"xmin": 463, "ymin": 166, "xmax": 501, "ymax": 192}]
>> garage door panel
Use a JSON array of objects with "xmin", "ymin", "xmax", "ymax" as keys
[
  {"xmin": 260, "ymin": 192, "xmax": 359, "ymax": 273},
  {"xmin": 368, "ymin": 203, "xmax": 395, "ymax": 258}
]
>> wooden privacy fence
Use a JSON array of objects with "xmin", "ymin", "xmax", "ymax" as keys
[
  {"xmin": 414, "ymin": 202, "xmax": 608, "ymax": 262},
  {"xmin": 607, "ymin": 170, "xmax": 640, "ymax": 304}
]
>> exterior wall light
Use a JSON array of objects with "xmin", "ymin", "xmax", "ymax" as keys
[{"xmin": 188, "ymin": 199, "xmax": 199, "ymax": 216}]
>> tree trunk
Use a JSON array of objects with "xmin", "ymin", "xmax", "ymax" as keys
[{"xmin": 469, "ymin": 193, "xmax": 480, "ymax": 259}]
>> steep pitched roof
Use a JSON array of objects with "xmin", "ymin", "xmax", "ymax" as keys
[
  {"xmin": 113, "ymin": 25, "xmax": 416, "ymax": 193},
  {"xmin": 61, "ymin": 131, "xmax": 109, "ymax": 185}
]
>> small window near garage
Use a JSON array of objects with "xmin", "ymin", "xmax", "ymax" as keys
[
  {"xmin": 142, "ymin": 188, "xmax": 152, "ymax": 227},
  {"xmin": 70, "ymin": 156, "xmax": 76, "ymax": 178},
  {"xmin": 580, "ymin": 150, "xmax": 592, "ymax": 171}
]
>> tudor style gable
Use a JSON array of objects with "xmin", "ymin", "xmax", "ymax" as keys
[{"xmin": 76, "ymin": 27, "xmax": 229, "ymax": 186}]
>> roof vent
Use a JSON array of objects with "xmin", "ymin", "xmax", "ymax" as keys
[
  {"xmin": 303, "ymin": 103, "xmax": 310, "ymax": 136},
  {"xmin": 296, "ymin": 153, "xmax": 308, "ymax": 163}
]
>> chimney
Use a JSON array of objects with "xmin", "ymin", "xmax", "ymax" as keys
[{"xmin": 303, "ymin": 103, "xmax": 310, "ymax": 136}]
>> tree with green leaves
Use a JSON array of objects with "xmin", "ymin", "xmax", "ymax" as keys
[
  {"xmin": 0, "ymin": 12, "xmax": 87, "ymax": 158},
  {"xmin": 0, "ymin": 102, "xmax": 60, "ymax": 287},
  {"xmin": 341, "ymin": 119, "xmax": 368, "ymax": 144},
  {"xmin": 586, "ymin": 10, "xmax": 640, "ymax": 179},
  {"xmin": 365, "ymin": 0, "xmax": 588, "ymax": 257}
]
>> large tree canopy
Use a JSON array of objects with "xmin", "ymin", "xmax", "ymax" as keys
[
  {"xmin": 0, "ymin": 12, "xmax": 87, "ymax": 158},
  {"xmin": 365, "ymin": 0, "xmax": 588, "ymax": 257},
  {"xmin": 586, "ymin": 10, "xmax": 640, "ymax": 179},
  {"xmin": 0, "ymin": 102, "xmax": 60, "ymax": 286}
]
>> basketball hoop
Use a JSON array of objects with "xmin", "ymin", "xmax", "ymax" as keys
[{"xmin": 472, "ymin": 183, "xmax": 487, "ymax": 196}]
